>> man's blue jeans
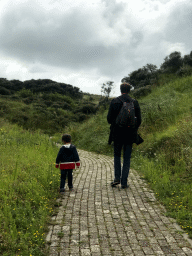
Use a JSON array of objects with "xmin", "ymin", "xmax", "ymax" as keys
[{"xmin": 114, "ymin": 142, "xmax": 132, "ymax": 187}]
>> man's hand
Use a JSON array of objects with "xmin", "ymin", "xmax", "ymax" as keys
[{"xmin": 55, "ymin": 164, "xmax": 59, "ymax": 168}]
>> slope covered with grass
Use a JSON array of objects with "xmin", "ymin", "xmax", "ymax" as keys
[
  {"xmin": 57, "ymin": 75, "xmax": 192, "ymax": 237},
  {"xmin": 0, "ymin": 119, "xmax": 60, "ymax": 255}
]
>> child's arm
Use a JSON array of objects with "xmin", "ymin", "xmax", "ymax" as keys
[
  {"xmin": 55, "ymin": 148, "xmax": 62, "ymax": 168},
  {"xmin": 73, "ymin": 146, "xmax": 80, "ymax": 168}
]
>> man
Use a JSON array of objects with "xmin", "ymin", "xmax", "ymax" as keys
[{"xmin": 107, "ymin": 82, "xmax": 141, "ymax": 189}]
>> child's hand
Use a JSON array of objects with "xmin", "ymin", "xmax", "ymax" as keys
[{"xmin": 55, "ymin": 164, "xmax": 59, "ymax": 168}]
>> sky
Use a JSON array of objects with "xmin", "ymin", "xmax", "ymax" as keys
[{"xmin": 0, "ymin": 0, "xmax": 192, "ymax": 96}]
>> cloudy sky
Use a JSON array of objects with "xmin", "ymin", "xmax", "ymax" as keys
[{"xmin": 0, "ymin": 0, "xmax": 191, "ymax": 96}]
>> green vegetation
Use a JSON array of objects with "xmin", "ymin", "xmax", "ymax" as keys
[
  {"xmin": 57, "ymin": 75, "xmax": 192, "ymax": 238},
  {"xmin": 0, "ymin": 119, "xmax": 60, "ymax": 255},
  {"xmin": 123, "ymin": 50, "xmax": 192, "ymax": 89},
  {"xmin": 0, "ymin": 78, "xmax": 102, "ymax": 135}
]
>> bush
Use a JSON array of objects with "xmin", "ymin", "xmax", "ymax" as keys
[
  {"xmin": 23, "ymin": 97, "xmax": 34, "ymax": 104},
  {"xmin": 176, "ymin": 65, "xmax": 192, "ymax": 77},
  {"xmin": 77, "ymin": 113, "xmax": 88, "ymax": 122},
  {"xmin": 16, "ymin": 89, "xmax": 33, "ymax": 98},
  {"xmin": 75, "ymin": 104, "xmax": 97, "ymax": 114},
  {"xmin": 132, "ymin": 85, "xmax": 152, "ymax": 98},
  {"xmin": 0, "ymin": 86, "xmax": 11, "ymax": 95}
]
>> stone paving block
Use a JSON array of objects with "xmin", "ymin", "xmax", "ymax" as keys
[
  {"xmin": 49, "ymin": 246, "xmax": 59, "ymax": 256},
  {"xmin": 182, "ymin": 247, "xmax": 192, "ymax": 255},
  {"xmin": 80, "ymin": 248, "xmax": 91, "ymax": 255},
  {"xmin": 46, "ymin": 149, "xmax": 192, "ymax": 256},
  {"xmin": 142, "ymin": 247, "xmax": 155, "ymax": 254}
]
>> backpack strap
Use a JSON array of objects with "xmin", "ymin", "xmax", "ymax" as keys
[{"xmin": 117, "ymin": 96, "xmax": 134, "ymax": 104}]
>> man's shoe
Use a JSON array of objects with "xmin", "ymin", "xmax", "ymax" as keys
[
  {"xmin": 111, "ymin": 180, "xmax": 120, "ymax": 187},
  {"xmin": 121, "ymin": 185, "xmax": 129, "ymax": 189},
  {"xmin": 60, "ymin": 188, "xmax": 65, "ymax": 193}
]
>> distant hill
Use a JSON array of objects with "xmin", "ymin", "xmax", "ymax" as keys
[
  {"xmin": 0, "ymin": 78, "xmax": 105, "ymax": 135},
  {"xmin": 0, "ymin": 78, "xmax": 82, "ymax": 98}
]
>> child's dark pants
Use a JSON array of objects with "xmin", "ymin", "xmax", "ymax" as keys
[{"xmin": 60, "ymin": 169, "xmax": 73, "ymax": 190}]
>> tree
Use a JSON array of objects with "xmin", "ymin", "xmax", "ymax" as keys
[
  {"xmin": 122, "ymin": 64, "xmax": 158, "ymax": 89},
  {"xmin": 183, "ymin": 51, "xmax": 192, "ymax": 67},
  {"xmin": 160, "ymin": 51, "xmax": 183, "ymax": 73},
  {"xmin": 145, "ymin": 64, "xmax": 158, "ymax": 74},
  {"xmin": 101, "ymin": 81, "xmax": 114, "ymax": 100}
]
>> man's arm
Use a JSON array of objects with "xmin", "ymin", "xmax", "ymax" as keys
[
  {"xmin": 134, "ymin": 100, "xmax": 141, "ymax": 129},
  {"xmin": 107, "ymin": 100, "xmax": 114, "ymax": 124}
]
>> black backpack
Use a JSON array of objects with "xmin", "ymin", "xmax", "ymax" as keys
[{"xmin": 115, "ymin": 97, "xmax": 136, "ymax": 128}]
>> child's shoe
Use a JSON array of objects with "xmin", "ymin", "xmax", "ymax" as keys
[{"xmin": 60, "ymin": 188, "xmax": 65, "ymax": 193}]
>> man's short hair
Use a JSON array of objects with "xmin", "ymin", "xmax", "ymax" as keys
[
  {"xmin": 120, "ymin": 83, "xmax": 131, "ymax": 93},
  {"xmin": 62, "ymin": 134, "xmax": 71, "ymax": 143}
]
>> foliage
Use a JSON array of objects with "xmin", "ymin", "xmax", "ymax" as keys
[
  {"xmin": 0, "ymin": 120, "xmax": 60, "ymax": 255},
  {"xmin": 122, "ymin": 64, "xmax": 158, "ymax": 89},
  {"xmin": 101, "ymin": 81, "xmax": 115, "ymax": 99},
  {"xmin": 132, "ymin": 84, "xmax": 152, "ymax": 99},
  {"xmin": 183, "ymin": 51, "xmax": 192, "ymax": 67},
  {"xmin": 0, "ymin": 82, "xmax": 103, "ymax": 135},
  {"xmin": 122, "ymin": 50, "xmax": 192, "ymax": 91},
  {"xmin": 0, "ymin": 78, "xmax": 83, "ymax": 99},
  {"xmin": 160, "ymin": 51, "xmax": 183, "ymax": 73},
  {"xmin": 176, "ymin": 65, "xmax": 192, "ymax": 77}
]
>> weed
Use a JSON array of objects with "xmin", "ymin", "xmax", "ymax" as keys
[{"xmin": 57, "ymin": 232, "xmax": 64, "ymax": 238}]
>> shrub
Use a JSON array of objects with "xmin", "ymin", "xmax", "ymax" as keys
[
  {"xmin": 176, "ymin": 65, "xmax": 192, "ymax": 77},
  {"xmin": 132, "ymin": 85, "xmax": 152, "ymax": 98},
  {"xmin": 75, "ymin": 104, "xmax": 97, "ymax": 114},
  {"xmin": 16, "ymin": 89, "xmax": 34, "ymax": 98},
  {"xmin": 0, "ymin": 86, "xmax": 11, "ymax": 95}
]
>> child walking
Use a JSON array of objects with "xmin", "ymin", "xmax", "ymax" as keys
[{"xmin": 55, "ymin": 134, "xmax": 80, "ymax": 193}]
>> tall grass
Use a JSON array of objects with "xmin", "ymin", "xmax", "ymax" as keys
[
  {"xmin": 57, "ymin": 75, "xmax": 192, "ymax": 238},
  {"xmin": 0, "ymin": 119, "xmax": 60, "ymax": 256}
]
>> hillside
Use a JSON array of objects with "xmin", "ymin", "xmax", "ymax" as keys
[
  {"xmin": 0, "ymin": 78, "xmax": 103, "ymax": 135},
  {"xmin": 55, "ymin": 75, "xmax": 192, "ymax": 238}
]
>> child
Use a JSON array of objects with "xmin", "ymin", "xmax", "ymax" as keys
[{"xmin": 55, "ymin": 134, "xmax": 80, "ymax": 193}]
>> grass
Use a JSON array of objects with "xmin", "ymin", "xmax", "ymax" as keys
[
  {"xmin": 55, "ymin": 75, "xmax": 192, "ymax": 238},
  {"xmin": 0, "ymin": 119, "xmax": 60, "ymax": 256}
]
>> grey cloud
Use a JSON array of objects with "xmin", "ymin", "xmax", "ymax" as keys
[
  {"xmin": 130, "ymin": 31, "xmax": 144, "ymax": 47},
  {"xmin": 0, "ymin": 7, "xmax": 102, "ymax": 57},
  {"xmin": 101, "ymin": 0, "xmax": 125, "ymax": 26},
  {"xmin": 0, "ymin": 0, "xmax": 133, "ymax": 77},
  {"xmin": 164, "ymin": 2, "xmax": 192, "ymax": 50}
]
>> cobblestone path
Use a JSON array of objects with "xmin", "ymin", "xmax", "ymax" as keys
[{"xmin": 46, "ymin": 149, "xmax": 192, "ymax": 256}]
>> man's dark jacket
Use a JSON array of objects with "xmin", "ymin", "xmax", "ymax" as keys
[{"xmin": 107, "ymin": 94, "xmax": 141, "ymax": 145}]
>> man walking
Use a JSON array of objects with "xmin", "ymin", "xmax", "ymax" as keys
[{"xmin": 107, "ymin": 82, "xmax": 141, "ymax": 189}]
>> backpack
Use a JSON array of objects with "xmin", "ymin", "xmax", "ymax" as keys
[{"xmin": 115, "ymin": 97, "xmax": 136, "ymax": 128}]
